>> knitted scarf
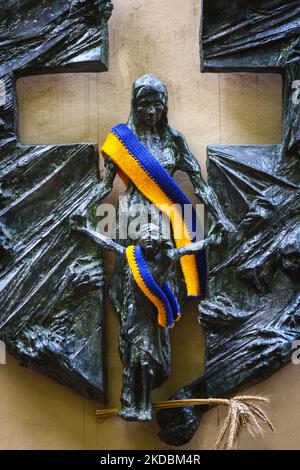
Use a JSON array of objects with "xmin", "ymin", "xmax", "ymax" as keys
[{"xmin": 101, "ymin": 123, "xmax": 206, "ymax": 327}]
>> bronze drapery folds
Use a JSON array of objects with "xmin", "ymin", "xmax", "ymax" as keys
[
  {"xmin": 158, "ymin": 0, "xmax": 300, "ymax": 446},
  {"xmin": 0, "ymin": 0, "xmax": 113, "ymax": 403}
]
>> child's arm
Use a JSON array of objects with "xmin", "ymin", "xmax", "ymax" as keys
[
  {"xmin": 168, "ymin": 235, "xmax": 217, "ymax": 264},
  {"xmin": 70, "ymin": 213, "xmax": 125, "ymax": 256},
  {"xmin": 80, "ymin": 228, "xmax": 126, "ymax": 255}
]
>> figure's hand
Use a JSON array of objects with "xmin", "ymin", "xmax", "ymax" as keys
[
  {"xmin": 199, "ymin": 294, "xmax": 251, "ymax": 330},
  {"xmin": 193, "ymin": 235, "xmax": 217, "ymax": 251},
  {"xmin": 204, "ymin": 233, "xmax": 219, "ymax": 248},
  {"xmin": 209, "ymin": 219, "xmax": 235, "ymax": 245},
  {"xmin": 70, "ymin": 210, "xmax": 87, "ymax": 233}
]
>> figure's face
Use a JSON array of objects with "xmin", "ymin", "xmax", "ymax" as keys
[
  {"xmin": 281, "ymin": 249, "xmax": 300, "ymax": 280},
  {"xmin": 135, "ymin": 92, "xmax": 165, "ymax": 128},
  {"xmin": 140, "ymin": 236, "xmax": 161, "ymax": 260}
]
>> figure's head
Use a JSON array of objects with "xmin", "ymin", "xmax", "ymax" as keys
[
  {"xmin": 129, "ymin": 74, "xmax": 168, "ymax": 131},
  {"xmin": 139, "ymin": 223, "xmax": 171, "ymax": 260},
  {"xmin": 279, "ymin": 228, "xmax": 300, "ymax": 281}
]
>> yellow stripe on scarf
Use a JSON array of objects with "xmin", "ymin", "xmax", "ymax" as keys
[
  {"xmin": 101, "ymin": 132, "xmax": 200, "ymax": 297},
  {"xmin": 126, "ymin": 246, "xmax": 167, "ymax": 327}
]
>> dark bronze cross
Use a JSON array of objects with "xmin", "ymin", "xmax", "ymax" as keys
[{"xmin": 0, "ymin": 0, "xmax": 113, "ymax": 403}]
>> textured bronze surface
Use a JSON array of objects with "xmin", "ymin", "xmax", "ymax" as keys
[
  {"xmin": 0, "ymin": 0, "xmax": 113, "ymax": 403},
  {"xmin": 158, "ymin": 0, "xmax": 300, "ymax": 446}
]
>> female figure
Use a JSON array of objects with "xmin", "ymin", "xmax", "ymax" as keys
[{"xmin": 89, "ymin": 74, "xmax": 231, "ymax": 421}]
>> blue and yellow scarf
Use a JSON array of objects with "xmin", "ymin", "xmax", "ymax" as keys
[{"xmin": 101, "ymin": 123, "xmax": 206, "ymax": 328}]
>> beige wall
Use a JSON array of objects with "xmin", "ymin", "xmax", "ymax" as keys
[{"xmin": 0, "ymin": 0, "xmax": 298, "ymax": 450}]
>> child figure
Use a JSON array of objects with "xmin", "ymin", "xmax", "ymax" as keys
[{"xmin": 71, "ymin": 214, "xmax": 215, "ymax": 421}]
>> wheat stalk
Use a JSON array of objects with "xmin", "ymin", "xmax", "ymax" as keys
[{"xmin": 95, "ymin": 394, "xmax": 274, "ymax": 449}]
